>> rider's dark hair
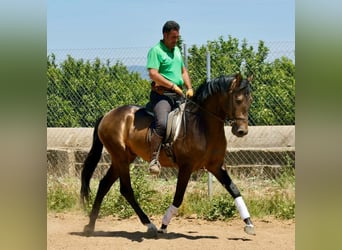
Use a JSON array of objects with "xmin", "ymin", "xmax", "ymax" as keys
[{"xmin": 162, "ymin": 20, "xmax": 180, "ymax": 34}]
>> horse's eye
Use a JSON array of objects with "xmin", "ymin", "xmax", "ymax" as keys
[{"xmin": 236, "ymin": 98, "xmax": 243, "ymax": 105}]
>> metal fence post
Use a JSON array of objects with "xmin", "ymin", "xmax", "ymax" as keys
[
  {"xmin": 183, "ymin": 43, "xmax": 188, "ymax": 68},
  {"xmin": 206, "ymin": 49, "xmax": 213, "ymax": 200}
]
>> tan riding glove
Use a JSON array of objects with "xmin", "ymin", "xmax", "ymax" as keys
[
  {"xmin": 186, "ymin": 88, "xmax": 194, "ymax": 98},
  {"xmin": 172, "ymin": 84, "xmax": 185, "ymax": 98}
]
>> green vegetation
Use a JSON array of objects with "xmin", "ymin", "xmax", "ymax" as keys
[
  {"xmin": 47, "ymin": 36, "xmax": 295, "ymax": 127},
  {"xmin": 47, "ymin": 55, "xmax": 151, "ymax": 127},
  {"xmin": 47, "ymin": 176, "xmax": 79, "ymax": 212},
  {"xmin": 47, "ymin": 165, "xmax": 295, "ymax": 220},
  {"xmin": 187, "ymin": 36, "xmax": 295, "ymax": 125}
]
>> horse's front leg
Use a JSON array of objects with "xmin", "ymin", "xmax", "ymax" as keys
[
  {"xmin": 159, "ymin": 166, "xmax": 192, "ymax": 233},
  {"xmin": 210, "ymin": 164, "xmax": 256, "ymax": 235}
]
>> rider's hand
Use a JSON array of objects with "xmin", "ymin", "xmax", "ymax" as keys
[
  {"xmin": 186, "ymin": 88, "xmax": 194, "ymax": 98},
  {"xmin": 172, "ymin": 84, "xmax": 185, "ymax": 98}
]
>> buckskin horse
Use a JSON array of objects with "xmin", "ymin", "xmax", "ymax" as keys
[{"xmin": 80, "ymin": 73, "xmax": 255, "ymax": 236}]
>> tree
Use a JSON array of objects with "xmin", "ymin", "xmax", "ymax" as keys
[
  {"xmin": 47, "ymin": 36, "xmax": 295, "ymax": 127},
  {"xmin": 187, "ymin": 36, "xmax": 295, "ymax": 125},
  {"xmin": 47, "ymin": 54, "xmax": 150, "ymax": 127}
]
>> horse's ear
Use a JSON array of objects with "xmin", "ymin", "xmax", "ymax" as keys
[
  {"xmin": 230, "ymin": 73, "xmax": 242, "ymax": 91},
  {"xmin": 235, "ymin": 72, "xmax": 242, "ymax": 84}
]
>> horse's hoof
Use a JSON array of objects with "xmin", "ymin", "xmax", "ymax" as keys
[
  {"xmin": 146, "ymin": 223, "xmax": 158, "ymax": 238},
  {"xmin": 83, "ymin": 224, "xmax": 94, "ymax": 236},
  {"xmin": 244, "ymin": 224, "xmax": 256, "ymax": 235},
  {"xmin": 158, "ymin": 228, "xmax": 167, "ymax": 234}
]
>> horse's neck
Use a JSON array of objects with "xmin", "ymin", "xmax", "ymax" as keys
[
  {"xmin": 202, "ymin": 97, "xmax": 225, "ymax": 125},
  {"xmin": 187, "ymin": 98, "xmax": 226, "ymax": 137}
]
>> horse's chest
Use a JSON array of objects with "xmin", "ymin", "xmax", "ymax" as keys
[{"xmin": 203, "ymin": 135, "xmax": 226, "ymax": 157}]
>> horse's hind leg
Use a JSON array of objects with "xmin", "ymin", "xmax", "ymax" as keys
[
  {"xmin": 84, "ymin": 164, "xmax": 119, "ymax": 235},
  {"xmin": 118, "ymin": 165, "xmax": 158, "ymax": 236},
  {"xmin": 210, "ymin": 164, "xmax": 256, "ymax": 235}
]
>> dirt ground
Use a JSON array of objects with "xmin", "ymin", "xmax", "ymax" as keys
[{"xmin": 47, "ymin": 212, "xmax": 295, "ymax": 250}]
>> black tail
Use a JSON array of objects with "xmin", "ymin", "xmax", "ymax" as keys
[{"xmin": 80, "ymin": 116, "xmax": 104, "ymax": 206}]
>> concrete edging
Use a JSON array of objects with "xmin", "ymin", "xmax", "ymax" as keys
[{"xmin": 47, "ymin": 126, "xmax": 295, "ymax": 178}]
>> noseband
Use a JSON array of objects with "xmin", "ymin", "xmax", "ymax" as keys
[{"xmin": 226, "ymin": 117, "xmax": 248, "ymax": 126}]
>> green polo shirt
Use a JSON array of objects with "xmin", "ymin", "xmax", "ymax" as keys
[{"xmin": 147, "ymin": 40, "xmax": 184, "ymax": 86}]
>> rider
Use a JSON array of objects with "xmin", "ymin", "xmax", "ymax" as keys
[{"xmin": 146, "ymin": 20, "xmax": 193, "ymax": 175}]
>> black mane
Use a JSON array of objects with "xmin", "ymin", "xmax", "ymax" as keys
[{"xmin": 193, "ymin": 75, "xmax": 235, "ymax": 104}]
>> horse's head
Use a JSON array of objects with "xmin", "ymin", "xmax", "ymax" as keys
[
  {"xmin": 192, "ymin": 73, "xmax": 253, "ymax": 137},
  {"xmin": 226, "ymin": 73, "xmax": 253, "ymax": 137}
]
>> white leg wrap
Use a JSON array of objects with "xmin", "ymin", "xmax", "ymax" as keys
[
  {"xmin": 162, "ymin": 204, "xmax": 178, "ymax": 226},
  {"xmin": 234, "ymin": 196, "xmax": 250, "ymax": 220}
]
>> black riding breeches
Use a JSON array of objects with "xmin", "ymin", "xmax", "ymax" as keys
[{"xmin": 149, "ymin": 90, "xmax": 180, "ymax": 137}]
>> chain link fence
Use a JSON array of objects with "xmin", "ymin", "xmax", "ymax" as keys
[{"xmin": 47, "ymin": 40, "xmax": 295, "ymax": 197}]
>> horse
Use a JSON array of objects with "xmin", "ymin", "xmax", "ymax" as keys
[{"xmin": 80, "ymin": 72, "xmax": 255, "ymax": 237}]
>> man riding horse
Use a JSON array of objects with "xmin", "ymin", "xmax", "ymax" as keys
[
  {"xmin": 146, "ymin": 20, "xmax": 193, "ymax": 175},
  {"xmin": 80, "ymin": 21, "xmax": 255, "ymax": 237}
]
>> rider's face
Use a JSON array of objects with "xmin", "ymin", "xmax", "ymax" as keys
[{"xmin": 163, "ymin": 30, "xmax": 180, "ymax": 50}]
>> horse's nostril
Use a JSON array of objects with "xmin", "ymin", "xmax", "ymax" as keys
[{"xmin": 237, "ymin": 129, "xmax": 247, "ymax": 136}]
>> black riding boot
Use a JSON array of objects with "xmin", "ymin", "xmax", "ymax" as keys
[{"xmin": 149, "ymin": 131, "xmax": 163, "ymax": 175}]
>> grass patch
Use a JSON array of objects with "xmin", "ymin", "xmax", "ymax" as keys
[
  {"xmin": 47, "ymin": 165, "xmax": 295, "ymax": 220},
  {"xmin": 47, "ymin": 176, "xmax": 80, "ymax": 212}
]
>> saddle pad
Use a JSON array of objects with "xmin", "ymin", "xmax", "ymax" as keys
[{"xmin": 165, "ymin": 103, "xmax": 185, "ymax": 143}]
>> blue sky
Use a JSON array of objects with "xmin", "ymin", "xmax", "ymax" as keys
[{"xmin": 47, "ymin": 0, "xmax": 294, "ymax": 50}]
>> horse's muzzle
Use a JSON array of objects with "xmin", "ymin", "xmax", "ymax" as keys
[{"xmin": 231, "ymin": 122, "xmax": 248, "ymax": 137}]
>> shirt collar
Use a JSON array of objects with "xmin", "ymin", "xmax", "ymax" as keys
[{"xmin": 160, "ymin": 40, "xmax": 174, "ymax": 52}]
